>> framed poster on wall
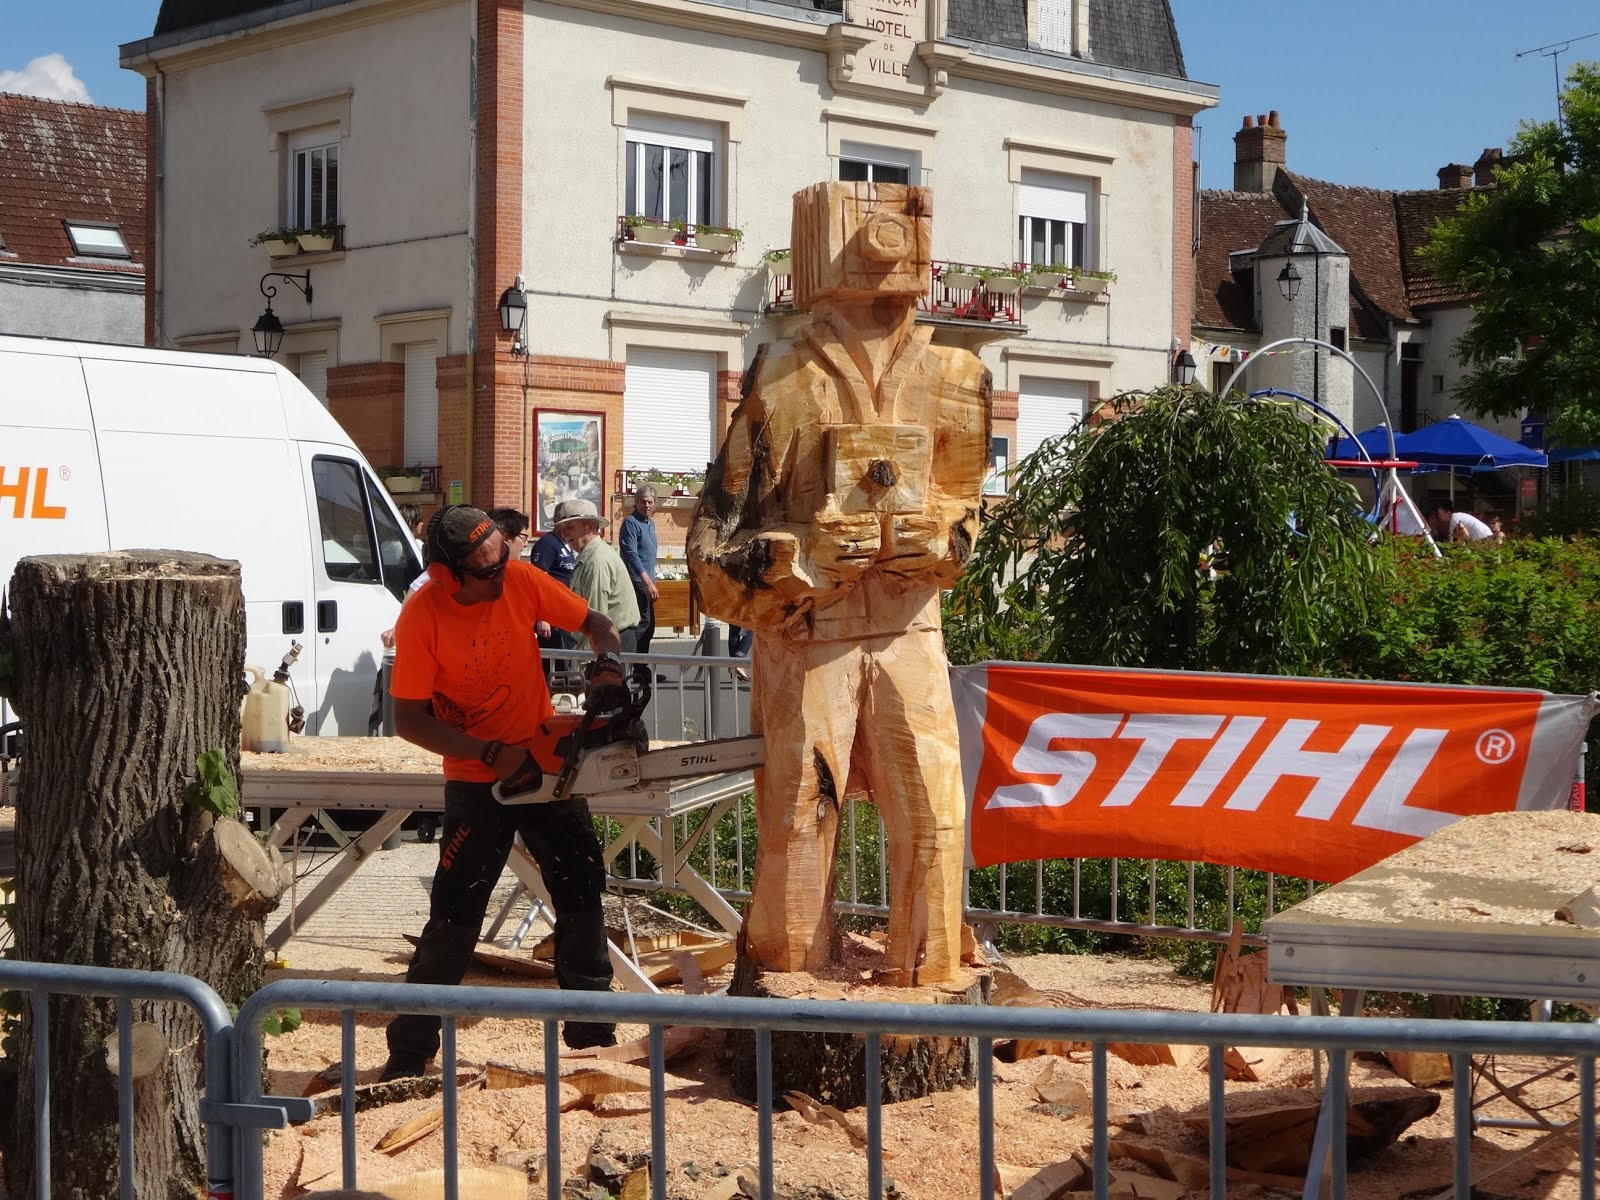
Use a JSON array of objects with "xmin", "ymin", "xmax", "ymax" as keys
[{"xmin": 535, "ymin": 411, "xmax": 605, "ymax": 533}]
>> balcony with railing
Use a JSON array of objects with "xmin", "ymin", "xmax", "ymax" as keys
[{"xmin": 760, "ymin": 254, "xmax": 1111, "ymax": 328}]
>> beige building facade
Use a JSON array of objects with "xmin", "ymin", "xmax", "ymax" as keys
[{"xmin": 123, "ymin": 0, "xmax": 1214, "ymax": 533}]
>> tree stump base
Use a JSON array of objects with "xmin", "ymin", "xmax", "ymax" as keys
[{"xmin": 727, "ymin": 934, "xmax": 991, "ymax": 1109}]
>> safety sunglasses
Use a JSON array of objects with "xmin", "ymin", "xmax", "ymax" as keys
[{"xmin": 462, "ymin": 543, "xmax": 511, "ymax": 580}]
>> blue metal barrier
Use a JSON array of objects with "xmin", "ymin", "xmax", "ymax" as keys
[
  {"xmin": 0, "ymin": 959, "xmax": 240, "ymax": 1200},
  {"xmin": 231, "ymin": 977, "xmax": 1600, "ymax": 1200}
]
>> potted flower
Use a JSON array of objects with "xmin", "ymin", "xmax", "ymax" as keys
[
  {"xmin": 693, "ymin": 224, "xmax": 742, "ymax": 253},
  {"xmin": 940, "ymin": 263, "xmax": 981, "ymax": 290},
  {"xmin": 763, "ymin": 248, "xmax": 793, "ymax": 274},
  {"xmin": 1033, "ymin": 262, "xmax": 1073, "ymax": 290},
  {"xmin": 250, "ymin": 227, "xmax": 303, "ymax": 257},
  {"xmin": 977, "ymin": 266, "xmax": 1028, "ymax": 296},
  {"xmin": 377, "ymin": 465, "xmax": 423, "ymax": 494},
  {"xmin": 624, "ymin": 215, "xmax": 676, "ymax": 245},
  {"xmin": 298, "ymin": 222, "xmax": 338, "ymax": 253},
  {"xmin": 1071, "ymin": 267, "xmax": 1117, "ymax": 295}
]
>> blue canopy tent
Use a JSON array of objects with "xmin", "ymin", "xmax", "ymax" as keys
[
  {"xmin": 1400, "ymin": 415, "xmax": 1548, "ymax": 470},
  {"xmin": 1327, "ymin": 425, "xmax": 1401, "ymax": 462},
  {"xmin": 1550, "ymin": 446, "xmax": 1600, "ymax": 463}
]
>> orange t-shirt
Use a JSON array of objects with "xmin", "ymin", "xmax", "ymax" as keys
[{"xmin": 389, "ymin": 560, "xmax": 589, "ymax": 781}]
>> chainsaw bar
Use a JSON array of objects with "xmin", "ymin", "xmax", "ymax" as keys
[{"xmin": 635, "ymin": 735, "xmax": 765, "ymax": 781}]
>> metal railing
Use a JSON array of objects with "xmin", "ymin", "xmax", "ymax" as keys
[
  {"xmin": 0, "ymin": 959, "xmax": 244, "ymax": 1200},
  {"xmin": 760, "ymin": 252, "xmax": 1031, "ymax": 326},
  {"xmin": 225, "ymin": 977, "xmax": 1600, "ymax": 1200}
]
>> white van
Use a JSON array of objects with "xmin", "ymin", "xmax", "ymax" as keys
[{"xmin": 0, "ymin": 335, "xmax": 422, "ymax": 735}]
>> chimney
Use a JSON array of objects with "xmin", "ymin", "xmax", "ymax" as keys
[
  {"xmin": 1473, "ymin": 148, "xmax": 1503, "ymax": 188},
  {"xmin": 1437, "ymin": 163, "xmax": 1473, "ymax": 189},
  {"xmin": 1233, "ymin": 110, "xmax": 1286, "ymax": 193}
]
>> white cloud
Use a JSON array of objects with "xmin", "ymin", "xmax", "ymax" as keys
[{"xmin": 0, "ymin": 54, "xmax": 93, "ymax": 104}]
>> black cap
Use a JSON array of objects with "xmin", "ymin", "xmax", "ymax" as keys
[{"xmin": 426, "ymin": 505, "xmax": 499, "ymax": 568}]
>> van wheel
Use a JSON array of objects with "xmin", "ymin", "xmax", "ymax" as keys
[{"xmin": 417, "ymin": 817, "xmax": 438, "ymax": 843}]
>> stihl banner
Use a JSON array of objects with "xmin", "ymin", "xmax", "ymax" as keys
[{"xmin": 952, "ymin": 663, "xmax": 1594, "ymax": 883}]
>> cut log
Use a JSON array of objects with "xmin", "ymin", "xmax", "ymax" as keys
[
  {"xmin": 1031, "ymin": 1061, "xmax": 1090, "ymax": 1111},
  {"xmin": 1555, "ymin": 885, "xmax": 1600, "ymax": 927},
  {"xmin": 1111, "ymin": 1138, "xmax": 1304, "ymax": 1192},
  {"xmin": 5, "ymin": 551, "xmax": 264, "ymax": 1200},
  {"xmin": 1108, "ymin": 1041, "xmax": 1200, "ymax": 1069},
  {"xmin": 1381, "ymin": 1050, "xmax": 1453, "ymax": 1087},
  {"xmin": 561, "ymin": 1025, "xmax": 705, "ymax": 1066},
  {"xmin": 472, "ymin": 945, "xmax": 556, "ymax": 979},
  {"xmin": 1009, "ymin": 1154, "xmax": 1091, "ymax": 1200},
  {"xmin": 376, "ymin": 1104, "xmax": 445, "ymax": 1153},
  {"xmin": 1213, "ymin": 1044, "xmax": 1293, "ymax": 1082},
  {"xmin": 728, "ymin": 938, "xmax": 990, "ymax": 1107},
  {"xmin": 305, "ymin": 1069, "xmax": 480, "ymax": 1116},
  {"xmin": 213, "ymin": 817, "xmax": 288, "ymax": 915},
  {"xmin": 990, "ymin": 968, "xmax": 1088, "ymax": 1061},
  {"xmin": 1178, "ymin": 1085, "xmax": 1441, "ymax": 1175},
  {"xmin": 102, "ymin": 1022, "xmax": 169, "ymax": 1080}
]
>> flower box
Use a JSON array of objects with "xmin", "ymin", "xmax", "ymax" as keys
[
  {"xmin": 383, "ymin": 475, "xmax": 423, "ymax": 494},
  {"xmin": 764, "ymin": 253, "xmax": 792, "ymax": 274},
  {"xmin": 298, "ymin": 232, "xmax": 336, "ymax": 253},
  {"xmin": 261, "ymin": 237, "xmax": 299, "ymax": 257},
  {"xmin": 695, "ymin": 232, "xmax": 738, "ymax": 253},
  {"xmin": 942, "ymin": 270, "xmax": 981, "ymax": 290},
  {"xmin": 982, "ymin": 275, "xmax": 1024, "ymax": 296},
  {"xmin": 630, "ymin": 224, "xmax": 676, "ymax": 245}
]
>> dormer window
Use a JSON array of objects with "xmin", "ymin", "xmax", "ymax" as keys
[{"xmin": 64, "ymin": 221, "xmax": 130, "ymax": 259}]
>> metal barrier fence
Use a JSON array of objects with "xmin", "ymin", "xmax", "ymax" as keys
[
  {"xmin": 0, "ymin": 959, "xmax": 241, "ymax": 1200},
  {"xmin": 216, "ymin": 978, "xmax": 1594, "ymax": 1200}
]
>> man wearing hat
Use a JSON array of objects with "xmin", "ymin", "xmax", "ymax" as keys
[
  {"xmin": 381, "ymin": 505, "xmax": 628, "ymax": 1079},
  {"xmin": 553, "ymin": 498, "xmax": 642, "ymax": 652}
]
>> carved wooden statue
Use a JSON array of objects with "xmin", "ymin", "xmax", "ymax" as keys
[{"xmin": 689, "ymin": 181, "xmax": 991, "ymax": 985}]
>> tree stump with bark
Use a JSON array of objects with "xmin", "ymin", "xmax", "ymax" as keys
[{"xmin": 1, "ymin": 551, "xmax": 288, "ymax": 1200}]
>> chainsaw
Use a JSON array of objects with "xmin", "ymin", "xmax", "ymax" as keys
[{"xmin": 492, "ymin": 666, "xmax": 763, "ymax": 806}]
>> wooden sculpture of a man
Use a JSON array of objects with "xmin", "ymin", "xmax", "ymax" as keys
[{"xmin": 689, "ymin": 181, "xmax": 990, "ymax": 986}]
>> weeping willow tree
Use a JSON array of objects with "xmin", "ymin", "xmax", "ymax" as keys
[{"xmin": 944, "ymin": 385, "xmax": 1385, "ymax": 675}]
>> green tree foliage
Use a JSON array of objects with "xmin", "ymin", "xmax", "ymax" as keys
[
  {"xmin": 1422, "ymin": 62, "xmax": 1600, "ymax": 445},
  {"xmin": 944, "ymin": 385, "xmax": 1384, "ymax": 674}
]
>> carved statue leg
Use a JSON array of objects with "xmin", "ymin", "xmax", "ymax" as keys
[
  {"xmin": 859, "ymin": 627, "xmax": 965, "ymax": 985},
  {"xmin": 745, "ymin": 635, "xmax": 862, "ymax": 971}
]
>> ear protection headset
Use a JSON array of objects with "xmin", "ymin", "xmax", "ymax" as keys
[{"xmin": 425, "ymin": 505, "xmax": 464, "ymax": 586}]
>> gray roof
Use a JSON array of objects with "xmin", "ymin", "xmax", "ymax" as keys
[
  {"xmin": 949, "ymin": 0, "xmax": 1186, "ymax": 78},
  {"xmin": 1086, "ymin": 0, "xmax": 1185, "ymax": 78},
  {"xmin": 1256, "ymin": 202, "xmax": 1347, "ymax": 259}
]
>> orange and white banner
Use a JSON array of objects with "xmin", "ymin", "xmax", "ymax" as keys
[{"xmin": 953, "ymin": 663, "xmax": 1594, "ymax": 883}]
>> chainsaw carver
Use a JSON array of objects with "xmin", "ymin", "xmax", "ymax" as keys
[{"xmin": 380, "ymin": 505, "xmax": 627, "ymax": 1080}]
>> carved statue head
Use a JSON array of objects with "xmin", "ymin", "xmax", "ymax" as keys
[{"xmin": 790, "ymin": 181, "xmax": 932, "ymax": 308}]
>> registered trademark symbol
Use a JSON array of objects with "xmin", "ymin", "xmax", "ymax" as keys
[
  {"xmin": 59, "ymin": 465, "xmax": 70, "ymax": 480},
  {"xmin": 1476, "ymin": 729, "xmax": 1516, "ymax": 765}
]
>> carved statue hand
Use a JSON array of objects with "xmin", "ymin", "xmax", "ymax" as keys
[
  {"xmin": 879, "ymin": 513, "xmax": 950, "ymax": 576},
  {"xmin": 805, "ymin": 495, "xmax": 882, "ymax": 586}
]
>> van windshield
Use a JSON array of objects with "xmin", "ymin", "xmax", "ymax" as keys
[{"xmin": 364, "ymin": 473, "xmax": 424, "ymax": 603}]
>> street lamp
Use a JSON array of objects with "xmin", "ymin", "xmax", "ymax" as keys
[
  {"xmin": 1276, "ymin": 260, "xmax": 1302, "ymax": 301},
  {"xmin": 498, "ymin": 274, "xmax": 528, "ymax": 355},
  {"xmin": 1173, "ymin": 349, "xmax": 1197, "ymax": 386},
  {"xmin": 252, "ymin": 270, "xmax": 312, "ymax": 358}
]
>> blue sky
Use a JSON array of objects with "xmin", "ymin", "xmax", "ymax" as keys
[{"xmin": 3, "ymin": 1, "xmax": 1597, "ymax": 191}]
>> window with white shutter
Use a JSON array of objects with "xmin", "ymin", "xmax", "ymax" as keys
[
  {"xmin": 1017, "ymin": 169, "xmax": 1091, "ymax": 269},
  {"xmin": 625, "ymin": 115, "xmax": 720, "ymax": 227},
  {"xmin": 623, "ymin": 347, "xmax": 716, "ymax": 473},
  {"xmin": 1038, "ymin": 0, "xmax": 1074, "ymax": 54},
  {"xmin": 403, "ymin": 341, "xmax": 438, "ymax": 467},
  {"xmin": 295, "ymin": 350, "xmax": 328, "ymax": 408},
  {"xmin": 1016, "ymin": 376, "xmax": 1089, "ymax": 464}
]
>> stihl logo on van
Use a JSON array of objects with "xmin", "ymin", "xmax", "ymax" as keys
[
  {"xmin": 0, "ymin": 466, "xmax": 67, "ymax": 520},
  {"xmin": 985, "ymin": 711, "xmax": 1491, "ymax": 839}
]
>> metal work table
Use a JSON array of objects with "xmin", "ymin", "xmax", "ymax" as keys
[
  {"xmin": 244, "ymin": 761, "xmax": 754, "ymax": 993},
  {"xmin": 1264, "ymin": 810, "xmax": 1600, "ymax": 1197}
]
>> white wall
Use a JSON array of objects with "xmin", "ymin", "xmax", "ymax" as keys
[{"xmin": 154, "ymin": 0, "xmax": 474, "ymax": 361}]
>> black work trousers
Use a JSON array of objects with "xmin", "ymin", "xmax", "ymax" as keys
[
  {"xmin": 386, "ymin": 780, "xmax": 614, "ymax": 1061},
  {"xmin": 632, "ymin": 582, "xmax": 656, "ymax": 656}
]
